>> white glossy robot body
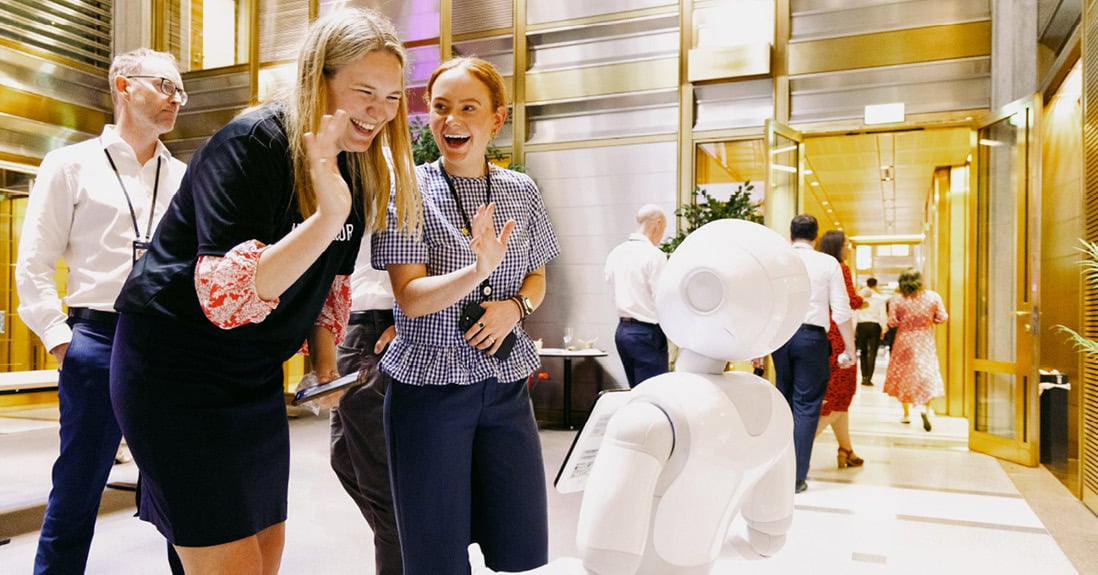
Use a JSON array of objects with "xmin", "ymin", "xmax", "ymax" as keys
[
  {"xmin": 471, "ymin": 220, "xmax": 809, "ymax": 575},
  {"xmin": 578, "ymin": 369, "xmax": 795, "ymax": 574}
]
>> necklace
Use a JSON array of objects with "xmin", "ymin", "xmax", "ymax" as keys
[
  {"xmin": 439, "ymin": 160, "xmax": 494, "ymax": 298},
  {"xmin": 439, "ymin": 160, "xmax": 491, "ymax": 238}
]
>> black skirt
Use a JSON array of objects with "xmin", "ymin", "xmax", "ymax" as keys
[{"xmin": 110, "ymin": 313, "xmax": 289, "ymax": 547}]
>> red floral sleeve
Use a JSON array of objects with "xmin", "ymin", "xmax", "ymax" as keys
[
  {"xmin": 297, "ymin": 275, "xmax": 351, "ymax": 355},
  {"xmin": 195, "ymin": 239, "xmax": 278, "ymax": 329},
  {"xmin": 316, "ymin": 275, "xmax": 350, "ymax": 345}
]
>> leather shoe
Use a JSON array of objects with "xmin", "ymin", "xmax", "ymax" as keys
[{"xmin": 795, "ymin": 481, "xmax": 808, "ymax": 494}]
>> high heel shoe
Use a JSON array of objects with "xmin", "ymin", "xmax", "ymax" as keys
[
  {"xmin": 837, "ymin": 447, "xmax": 864, "ymax": 468},
  {"xmin": 921, "ymin": 412, "xmax": 932, "ymax": 432}
]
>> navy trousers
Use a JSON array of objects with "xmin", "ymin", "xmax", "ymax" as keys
[
  {"xmin": 35, "ymin": 316, "xmax": 121, "ymax": 575},
  {"xmin": 332, "ymin": 312, "xmax": 402, "ymax": 575},
  {"xmin": 385, "ymin": 377, "xmax": 548, "ymax": 575},
  {"xmin": 772, "ymin": 324, "xmax": 832, "ymax": 484},
  {"xmin": 614, "ymin": 319, "xmax": 669, "ymax": 388}
]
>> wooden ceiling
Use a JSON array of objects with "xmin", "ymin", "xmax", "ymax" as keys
[
  {"xmin": 694, "ymin": 127, "xmax": 972, "ymax": 242},
  {"xmin": 802, "ymin": 128, "xmax": 972, "ymax": 240}
]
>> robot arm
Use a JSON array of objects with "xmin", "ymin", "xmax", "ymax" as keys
[{"xmin": 576, "ymin": 401, "xmax": 673, "ymax": 575}]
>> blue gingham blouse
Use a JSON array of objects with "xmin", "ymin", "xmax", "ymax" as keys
[{"xmin": 372, "ymin": 161, "xmax": 560, "ymax": 385}]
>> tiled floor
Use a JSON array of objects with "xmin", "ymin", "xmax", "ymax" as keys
[{"xmin": 1, "ymin": 368, "xmax": 1096, "ymax": 574}]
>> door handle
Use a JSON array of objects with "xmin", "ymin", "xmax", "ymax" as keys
[{"xmin": 1014, "ymin": 309, "xmax": 1036, "ymax": 333}]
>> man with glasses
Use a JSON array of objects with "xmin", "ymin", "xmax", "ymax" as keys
[{"xmin": 15, "ymin": 48, "xmax": 187, "ymax": 575}]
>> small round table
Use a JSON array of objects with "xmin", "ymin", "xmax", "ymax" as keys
[{"xmin": 537, "ymin": 347, "xmax": 608, "ymax": 429}]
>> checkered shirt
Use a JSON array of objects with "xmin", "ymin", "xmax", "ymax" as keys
[{"xmin": 372, "ymin": 161, "xmax": 560, "ymax": 385}]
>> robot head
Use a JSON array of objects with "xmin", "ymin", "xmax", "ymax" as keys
[{"xmin": 655, "ymin": 219, "xmax": 810, "ymax": 362}]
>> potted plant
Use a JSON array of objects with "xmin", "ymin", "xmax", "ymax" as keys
[
  {"xmin": 660, "ymin": 182, "xmax": 764, "ymax": 254},
  {"xmin": 1056, "ymin": 239, "xmax": 1098, "ymax": 355}
]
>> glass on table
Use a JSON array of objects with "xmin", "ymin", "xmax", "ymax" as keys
[{"xmin": 562, "ymin": 327, "xmax": 574, "ymax": 351}]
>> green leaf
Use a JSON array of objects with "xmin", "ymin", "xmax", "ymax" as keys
[
  {"xmin": 1055, "ymin": 238, "xmax": 1098, "ymax": 357},
  {"xmin": 660, "ymin": 182, "xmax": 764, "ymax": 254}
]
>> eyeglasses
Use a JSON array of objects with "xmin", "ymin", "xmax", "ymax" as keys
[{"xmin": 127, "ymin": 75, "xmax": 188, "ymax": 106}]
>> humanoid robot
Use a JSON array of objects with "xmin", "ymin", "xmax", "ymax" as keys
[{"xmin": 472, "ymin": 218, "xmax": 810, "ymax": 575}]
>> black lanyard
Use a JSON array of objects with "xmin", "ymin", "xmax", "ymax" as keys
[
  {"xmin": 439, "ymin": 160, "xmax": 494, "ymax": 298},
  {"xmin": 103, "ymin": 146, "xmax": 161, "ymax": 243}
]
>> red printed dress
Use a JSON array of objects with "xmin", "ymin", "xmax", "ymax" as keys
[
  {"xmin": 882, "ymin": 290, "xmax": 948, "ymax": 405},
  {"xmin": 821, "ymin": 262, "xmax": 863, "ymax": 416}
]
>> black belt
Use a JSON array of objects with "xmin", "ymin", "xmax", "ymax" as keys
[
  {"xmin": 801, "ymin": 323, "xmax": 826, "ymax": 333},
  {"xmin": 620, "ymin": 317, "xmax": 656, "ymax": 326},
  {"xmin": 349, "ymin": 309, "xmax": 394, "ymax": 326},
  {"xmin": 68, "ymin": 307, "xmax": 119, "ymax": 323}
]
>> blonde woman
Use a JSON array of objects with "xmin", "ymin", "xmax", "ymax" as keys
[{"xmin": 109, "ymin": 8, "xmax": 419, "ymax": 573}]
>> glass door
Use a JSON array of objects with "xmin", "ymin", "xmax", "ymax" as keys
[
  {"xmin": 765, "ymin": 120, "xmax": 803, "ymax": 233},
  {"xmin": 968, "ymin": 95, "xmax": 1041, "ymax": 466}
]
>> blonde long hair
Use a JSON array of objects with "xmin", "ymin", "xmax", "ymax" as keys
[{"xmin": 286, "ymin": 7, "xmax": 420, "ymax": 233}]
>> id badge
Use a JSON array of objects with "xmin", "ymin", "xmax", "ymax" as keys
[{"xmin": 132, "ymin": 240, "xmax": 150, "ymax": 264}]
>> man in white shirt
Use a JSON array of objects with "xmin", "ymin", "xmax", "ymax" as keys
[
  {"xmin": 15, "ymin": 48, "xmax": 187, "ymax": 574},
  {"xmin": 855, "ymin": 277, "xmax": 889, "ymax": 386},
  {"xmin": 771, "ymin": 214, "xmax": 855, "ymax": 494},
  {"xmin": 604, "ymin": 204, "xmax": 668, "ymax": 388},
  {"xmin": 330, "ymin": 235, "xmax": 402, "ymax": 575}
]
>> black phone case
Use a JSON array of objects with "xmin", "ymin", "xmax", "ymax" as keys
[{"xmin": 459, "ymin": 301, "xmax": 516, "ymax": 360}]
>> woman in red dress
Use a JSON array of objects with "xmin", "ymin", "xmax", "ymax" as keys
[{"xmin": 815, "ymin": 230, "xmax": 865, "ymax": 468}]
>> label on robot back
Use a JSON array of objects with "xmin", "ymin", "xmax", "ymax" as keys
[{"xmin": 553, "ymin": 390, "xmax": 631, "ymax": 494}]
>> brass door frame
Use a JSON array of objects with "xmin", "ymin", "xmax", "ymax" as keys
[
  {"xmin": 765, "ymin": 120, "xmax": 804, "ymax": 235},
  {"xmin": 966, "ymin": 94, "xmax": 1042, "ymax": 466}
]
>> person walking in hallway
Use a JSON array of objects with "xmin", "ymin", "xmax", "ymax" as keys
[
  {"xmin": 771, "ymin": 215, "xmax": 855, "ymax": 494},
  {"xmin": 813, "ymin": 230, "xmax": 865, "ymax": 469},
  {"xmin": 855, "ymin": 277, "xmax": 889, "ymax": 385},
  {"xmin": 14, "ymin": 48, "xmax": 187, "ymax": 575},
  {"xmin": 883, "ymin": 268, "xmax": 948, "ymax": 431},
  {"xmin": 604, "ymin": 204, "xmax": 670, "ymax": 387}
]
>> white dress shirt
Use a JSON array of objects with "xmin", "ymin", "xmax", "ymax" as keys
[
  {"xmin": 791, "ymin": 242, "xmax": 852, "ymax": 329},
  {"xmin": 604, "ymin": 233, "xmax": 667, "ymax": 324},
  {"xmin": 855, "ymin": 287, "xmax": 889, "ymax": 330},
  {"xmin": 351, "ymin": 234, "xmax": 394, "ymax": 311},
  {"xmin": 15, "ymin": 125, "xmax": 185, "ymax": 351}
]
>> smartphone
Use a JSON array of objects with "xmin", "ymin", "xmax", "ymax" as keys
[
  {"xmin": 459, "ymin": 301, "xmax": 516, "ymax": 360},
  {"xmin": 291, "ymin": 371, "xmax": 361, "ymax": 406}
]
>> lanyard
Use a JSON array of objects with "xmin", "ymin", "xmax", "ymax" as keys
[
  {"xmin": 439, "ymin": 160, "xmax": 494, "ymax": 298},
  {"xmin": 103, "ymin": 147, "xmax": 161, "ymax": 243}
]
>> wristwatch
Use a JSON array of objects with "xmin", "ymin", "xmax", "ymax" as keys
[{"xmin": 513, "ymin": 294, "xmax": 535, "ymax": 318}]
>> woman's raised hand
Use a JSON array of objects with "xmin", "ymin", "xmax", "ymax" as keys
[
  {"xmin": 468, "ymin": 203, "xmax": 515, "ymax": 278},
  {"xmin": 302, "ymin": 110, "xmax": 353, "ymax": 220}
]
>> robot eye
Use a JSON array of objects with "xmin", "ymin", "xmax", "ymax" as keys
[{"xmin": 682, "ymin": 268, "xmax": 724, "ymax": 314}]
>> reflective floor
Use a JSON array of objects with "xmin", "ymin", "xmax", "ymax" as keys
[{"xmin": 1, "ymin": 365, "xmax": 1096, "ymax": 574}]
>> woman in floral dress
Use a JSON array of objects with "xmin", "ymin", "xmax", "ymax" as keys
[
  {"xmin": 883, "ymin": 268, "xmax": 948, "ymax": 431},
  {"xmin": 815, "ymin": 230, "xmax": 865, "ymax": 468}
]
